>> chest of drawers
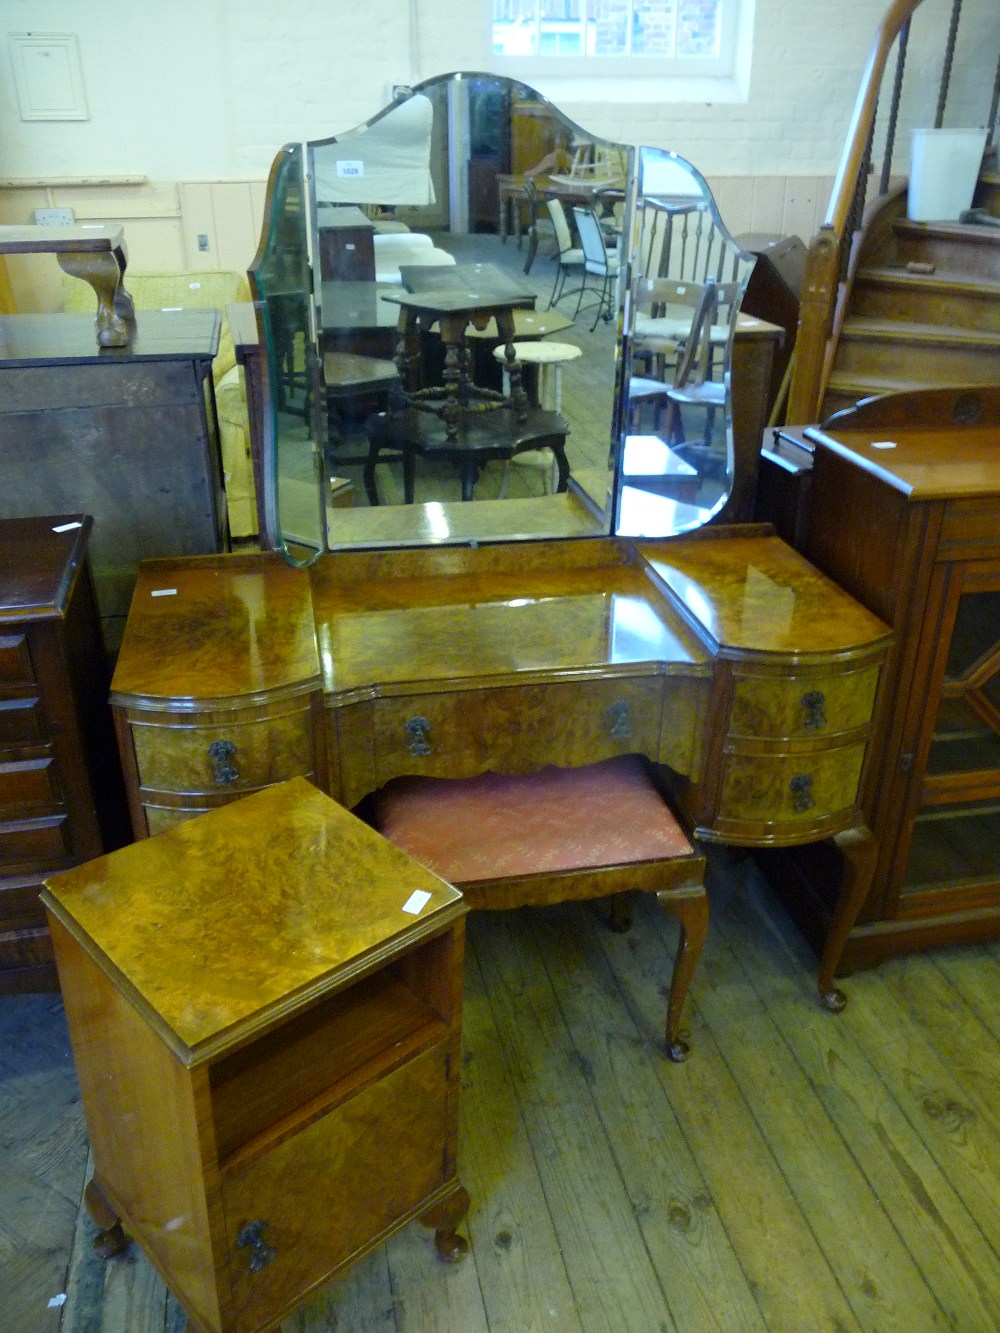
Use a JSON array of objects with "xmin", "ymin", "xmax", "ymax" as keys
[{"xmin": 0, "ymin": 515, "xmax": 125, "ymax": 991}]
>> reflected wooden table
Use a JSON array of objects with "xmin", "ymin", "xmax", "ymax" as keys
[{"xmin": 363, "ymin": 404, "xmax": 570, "ymax": 504}]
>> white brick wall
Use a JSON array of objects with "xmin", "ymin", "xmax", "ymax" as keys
[{"xmin": 0, "ymin": 0, "xmax": 992, "ymax": 182}]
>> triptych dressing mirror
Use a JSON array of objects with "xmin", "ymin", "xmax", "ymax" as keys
[{"xmin": 248, "ymin": 72, "xmax": 756, "ymax": 566}]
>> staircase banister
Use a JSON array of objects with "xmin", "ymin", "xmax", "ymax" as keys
[{"xmin": 824, "ymin": 0, "xmax": 927, "ymax": 235}]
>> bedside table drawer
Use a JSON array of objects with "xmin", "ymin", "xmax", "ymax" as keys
[
  {"xmin": 729, "ymin": 665, "xmax": 880, "ymax": 741},
  {"xmin": 221, "ymin": 1042, "xmax": 448, "ymax": 1332},
  {"xmin": 130, "ymin": 707, "xmax": 314, "ymax": 796},
  {"xmin": 372, "ymin": 677, "xmax": 663, "ymax": 786},
  {"xmin": 717, "ymin": 741, "xmax": 867, "ymax": 834}
]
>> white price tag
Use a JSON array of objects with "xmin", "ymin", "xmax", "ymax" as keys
[
  {"xmin": 402, "ymin": 890, "xmax": 432, "ymax": 916},
  {"xmin": 52, "ymin": 521, "xmax": 82, "ymax": 532},
  {"xmin": 150, "ymin": 588, "xmax": 178, "ymax": 597}
]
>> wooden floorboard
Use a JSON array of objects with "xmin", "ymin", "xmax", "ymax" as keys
[{"xmin": 3, "ymin": 851, "xmax": 1000, "ymax": 1332}]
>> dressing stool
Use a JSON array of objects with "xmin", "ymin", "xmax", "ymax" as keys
[{"xmin": 372, "ymin": 755, "xmax": 708, "ymax": 1061}]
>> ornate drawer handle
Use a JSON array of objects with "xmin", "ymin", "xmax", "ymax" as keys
[
  {"xmin": 236, "ymin": 1220, "xmax": 277, "ymax": 1273},
  {"xmin": 790, "ymin": 773, "xmax": 815, "ymax": 813},
  {"xmin": 801, "ymin": 690, "xmax": 827, "ymax": 733},
  {"xmin": 608, "ymin": 700, "xmax": 632, "ymax": 741},
  {"xmin": 405, "ymin": 715, "xmax": 432, "ymax": 756},
  {"xmin": 208, "ymin": 738, "xmax": 239, "ymax": 784}
]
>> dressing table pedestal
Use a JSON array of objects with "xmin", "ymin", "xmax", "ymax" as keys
[{"xmin": 41, "ymin": 778, "xmax": 469, "ymax": 1333}]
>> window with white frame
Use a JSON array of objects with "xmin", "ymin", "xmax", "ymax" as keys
[{"xmin": 491, "ymin": 0, "xmax": 738, "ymax": 76}]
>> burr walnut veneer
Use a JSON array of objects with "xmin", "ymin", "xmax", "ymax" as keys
[
  {"xmin": 41, "ymin": 777, "xmax": 469, "ymax": 1333},
  {"xmin": 110, "ymin": 530, "xmax": 891, "ymax": 1005}
]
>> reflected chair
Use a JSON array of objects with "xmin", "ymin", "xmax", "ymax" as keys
[
  {"xmin": 627, "ymin": 277, "xmax": 713, "ymax": 433},
  {"xmin": 370, "ymin": 755, "xmax": 708, "ymax": 1061},
  {"xmin": 522, "ymin": 178, "xmax": 558, "ymax": 275},
  {"xmin": 545, "ymin": 197, "xmax": 585, "ymax": 309},
  {"xmin": 571, "ymin": 205, "xmax": 621, "ymax": 331},
  {"xmin": 663, "ymin": 277, "xmax": 737, "ymax": 459}
]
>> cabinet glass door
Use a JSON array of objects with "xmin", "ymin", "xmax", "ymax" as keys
[{"xmin": 902, "ymin": 576, "xmax": 1000, "ymax": 897}]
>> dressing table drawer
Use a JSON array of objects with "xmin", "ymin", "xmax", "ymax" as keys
[
  {"xmin": 729, "ymin": 665, "xmax": 880, "ymax": 740},
  {"xmin": 371, "ymin": 677, "xmax": 664, "ymax": 787},
  {"xmin": 128, "ymin": 705, "xmax": 315, "ymax": 796},
  {"xmin": 714, "ymin": 741, "xmax": 867, "ymax": 840}
]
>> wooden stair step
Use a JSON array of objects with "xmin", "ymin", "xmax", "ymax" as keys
[
  {"xmin": 894, "ymin": 219, "xmax": 1000, "ymax": 245},
  {"xmin": 856, "ymin": 265, "xmax": 1000, "ymax": 297},
  {"xmin": 839, "ymin": 317, "xmax": 1000, "ymax": 349},
  {"xmin": 852, "ymin": 267, "xmax": 1000, "ymax": 330},
  {"xmin": 889, "ymin": 218, "xmax": 1000, "ymax": 278}
]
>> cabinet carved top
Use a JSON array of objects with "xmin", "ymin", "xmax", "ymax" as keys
[{"xmin": 807, "ymin": 424, "xmax": 1000, "ymax": 501}]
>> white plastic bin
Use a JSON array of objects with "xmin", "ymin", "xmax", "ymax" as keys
[{"xmin": 908, "ymin": 127, "xmax": 988, "ymax": 222}]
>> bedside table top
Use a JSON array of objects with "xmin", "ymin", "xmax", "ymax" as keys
[{"xmin": 41, "ymin": 778, "xmax": 464, "ymax": 1064}]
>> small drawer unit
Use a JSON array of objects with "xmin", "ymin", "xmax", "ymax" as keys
[
  {"xmin": 0, "ymin": 515, "xmax": 125, "ymax": 992},
  {"xmin": 707, "ymin": 657, "xmax": 886, "ymax": 845},
  {"xmin": 111, "ymin": 553, "xmax": 327, "ymax": 839},
  {"xmin": 42, "ymin": 778, "xmax": 470, "ymax": 1333}
]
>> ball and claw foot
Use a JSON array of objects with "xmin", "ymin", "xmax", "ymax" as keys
[{"xmin": 820, "ymin": 985, "xmax": 848, "ymax": 1013}]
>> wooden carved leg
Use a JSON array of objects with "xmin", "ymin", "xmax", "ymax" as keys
[
  {"xmin": 84, "ymin": 1178, "xmax": 129, "ymax": 1258},
  {"xmin": 419, "ymin": 1183, "xmax": 470, "ymax": 1263},
  {"xmin": 657, "ymin": 884, "xmax": 709, "ymax": 1063},
  {"xmin": 818, "ymin": 822, "xmax": 877, "ymax": 1013},
  {"xmin": 57, "ymin": 250, "xmax": 131, "ymax": 348}
]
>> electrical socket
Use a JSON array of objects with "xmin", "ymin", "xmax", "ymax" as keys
[{"xmin": 34, "ymin": 207, "xmax": 75, "ymax": 226}]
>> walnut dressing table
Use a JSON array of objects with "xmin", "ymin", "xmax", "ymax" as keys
[{"xmin": 110, "ymin": 530, "xmax": 891, "ymax": 1006}]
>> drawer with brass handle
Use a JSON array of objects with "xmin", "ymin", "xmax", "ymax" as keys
[
  {"xmin": 728, "ymin": 665, "xmax": 881, "ymax": 741},
  {"xmin": 372, "ymin": 677, "xmax": 664, "ymax": 787},
  {"xmin": 129, "ymin": 706, "xmax": 315, "ymax": 796}
]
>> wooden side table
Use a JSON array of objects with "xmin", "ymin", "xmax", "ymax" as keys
[{"xmin": 41, "ymin": 777, "xmax": 469, "ymax": 1333}]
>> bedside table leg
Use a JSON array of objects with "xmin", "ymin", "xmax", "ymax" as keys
[
  {"xmin": 420, "ymin": 1183, "xmax": 471, "ymax": 1262},
  {"xmin": 84, "ymin": 1178, "xmax": 129, "ymax": 1258},
  {"xmin": 818, "ymin": 823, "xmax": 877, "ymax": 1012}
]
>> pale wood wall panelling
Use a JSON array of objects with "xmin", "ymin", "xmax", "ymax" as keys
[{"xmin": 0, "ymin": 174, "xmax": 831, "ymax": 312}]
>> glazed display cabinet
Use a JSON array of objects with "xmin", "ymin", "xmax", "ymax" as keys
[{"xmin": 765, "ymin": 389, "xmax": 1000, "ymax": 968}]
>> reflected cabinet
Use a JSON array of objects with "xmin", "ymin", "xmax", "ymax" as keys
[{"xmin": 764, "ymin": 389, "xmax": 1000, "ymax": 968}]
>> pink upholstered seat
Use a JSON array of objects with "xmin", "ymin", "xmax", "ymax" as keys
[
  {"xmin": 375, "ymin": 755, "xmax": 694, "ymax": 882},
  {"xmin": 371, "ymin": 754, "xmax": 708, "ymax": 1061}
]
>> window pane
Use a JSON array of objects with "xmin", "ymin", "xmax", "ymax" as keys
[
  {"xmin": 677, "ymin": 0, "xmax": 722, "ymax": 57},
  {"xmin": 494, "ymin": 0, "xmax": 727, "ymax": 62},
  {"xmin": 632, "ymin": 0, "xmax": 678, "ymax": 57}
]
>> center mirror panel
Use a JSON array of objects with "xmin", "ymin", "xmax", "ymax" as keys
[{"xmin": 253, "ymin": 73, "xmax": 749, "ymax": 561}]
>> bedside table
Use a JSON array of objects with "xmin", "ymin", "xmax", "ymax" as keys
[{"xmin": 41, "ymin": 777, "xmax": 469, "ymax": 1333}]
